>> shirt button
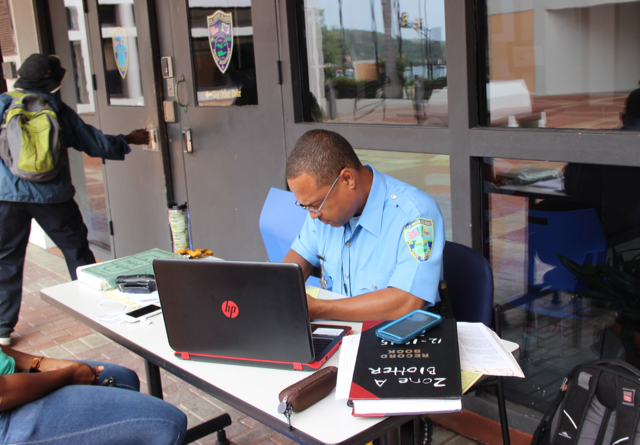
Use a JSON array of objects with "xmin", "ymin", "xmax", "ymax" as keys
[
  {"xmin": 372, "ymin": 284, "xmax": 377, "ymax": 290},
  {"xmin": 345, "ymin": 274, "xmax": 349, "ymax": 278},
  {"xmin": 391, "ymin": 194, "xmax": 397, "ymax": 200},
  {"xmin": 346, "ymin": 242, "xmax": 351, "ymax": 247}
]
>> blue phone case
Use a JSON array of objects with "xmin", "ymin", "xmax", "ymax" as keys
[{"xmin": 375, "ymin": 309, "xmax": 443, "ymax": 343}]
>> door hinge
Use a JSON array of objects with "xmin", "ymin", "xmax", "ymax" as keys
[
  {"xmin": 82, "ymin": 0, "xmax": 88, "ymax": 14},
  {"xmin": 277, "ymin": 60, "xmax": 282, "ymax": 85},
  {"xmin": 109, "ymin": 221, "xmax": 114, "ymax": 236},
  {"xmin": 92, "ymin": 74, "xmax": 97, "ymax": 91}
]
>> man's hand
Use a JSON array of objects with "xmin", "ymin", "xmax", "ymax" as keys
[
  {"xmin": 306, "ymin": 287, "xmax": 425, "ymax": 322},
  {"xmin": 66, "ymin": 362, "xmax": 103, "ymax": 386},
  {"xmin": 125, "ymin": 129, "xmax": 150, "ymax": 145}
]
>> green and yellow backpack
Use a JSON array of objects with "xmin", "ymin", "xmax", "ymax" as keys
[{"xmin": 0, "ymin": 91, "xmax": 65, "ymax": 182}]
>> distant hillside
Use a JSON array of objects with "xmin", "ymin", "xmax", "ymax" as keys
[{"xmin": 322, "ymin": 27, "xmax": 446, "ymax": 66}]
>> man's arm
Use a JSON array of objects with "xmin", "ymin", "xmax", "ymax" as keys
[
  {"xmin": 282, "ymin": 249, "xmax": 314, "ymax": 280},
  {"xmin": 306, "ymin": 287, "xmax": 424, "ymax": 322},
  {"xmin": 0, "ymin": 347, "xmax": 102, "ymax": 411}
]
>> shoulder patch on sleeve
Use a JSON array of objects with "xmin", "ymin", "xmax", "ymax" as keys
[{"xmin": 403, "ymin": 218, "xmax": 434, "ymax": 262}]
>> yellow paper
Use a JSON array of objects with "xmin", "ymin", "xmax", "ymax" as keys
[
  {"xmin": 305, "ymin": 286, "xmax": 320, "ymax": 299},
  {"xmin": 461, "ymin": 370, "xmax": 482, "ymax": 394},
  {"xmin": 105, "ymin": 290, "xmax": 143, "ymax": 309}
]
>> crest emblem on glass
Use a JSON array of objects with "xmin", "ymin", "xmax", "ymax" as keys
[
  {"xmin": 111, "ymin": 27, "xmax": 129, "ymax": 79},
  {"xmin": 207, "ymin": 10, "xmax": 233, "ymax": 74}
]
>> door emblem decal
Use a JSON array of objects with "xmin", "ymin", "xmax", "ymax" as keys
[
  {"xmin": 208, "ymin": 10, "xmax": 233, "ymax": 74},
  {"xmin": 112, "ymin": 27, "xmax": 129, "ymax": 79}
]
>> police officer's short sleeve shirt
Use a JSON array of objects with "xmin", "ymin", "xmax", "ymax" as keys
[{"xmin": 291, "ymin": 166, "xmax": 445, "ymax": 306}]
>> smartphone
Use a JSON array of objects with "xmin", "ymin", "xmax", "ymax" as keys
[
  {"xmin": 375, "ymin": 309, "xmax": 442, "ymax": 343},
  {"xmin": 119, "ymin": 304, "xmax": 162, "ymax": 323}
]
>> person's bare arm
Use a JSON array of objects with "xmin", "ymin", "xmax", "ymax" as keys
[
  {"xmin": 282, "ymin": 249, "xmax": 314, "ymax": 281},
  {"xmin": 0, "ymin": 355, "xmax": 101, "ymax": 412},
  {"xmin": 306, "ymin": 287, "xmax": 425, "ymax": 322},
  {"xmin": 124, "ymin": 129, "xmax": 150, "ymax": 145},
  {"xmin": 2, "ymin": 347, "xmax": 86, "ymax": 373}
]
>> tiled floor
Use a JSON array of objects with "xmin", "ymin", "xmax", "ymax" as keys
[{"xmin": 13, "ymin": 243, "xmax": 530, "ymax": 445}]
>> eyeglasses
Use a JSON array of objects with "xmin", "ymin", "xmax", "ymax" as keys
[{"xmin": 295, "ymin": 172, "xmax": 341, "ymax": 214}]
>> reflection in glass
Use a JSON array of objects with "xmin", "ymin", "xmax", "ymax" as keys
[
  {"xmin": 301, "ymin": 0, "xmax": 447, "ymax": 125},
  {"xmin": 80, "ymin": 154, "xmax": 111, "ymax": 251},
  {"xmin": 483, "ymin": 157, "xmax": 640, "ymax": 412},
  {"xmin": 355, "ymin": 149, "xmax": 451, "ymax": 240},
  {"xmin": 484, "ymin": 1, "xmax": 640, "ymax": 130},
  {"xmin": 69, "ymin": 42, "xmax": 90, "ymax": 105},
  {"xmin": 65, "ymin": 0, "xmax": 94, "ymax": 113},
  {"xmin": 97, "ymin": 0, "xmax": 144, "ymax": 106},
  {"xmin": 188, "ymin": 1, "xmax": 258, "ymax": 106}
]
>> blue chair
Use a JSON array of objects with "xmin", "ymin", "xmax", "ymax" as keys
[
  {"xmin": 507, "ymin": 208, "xmax": 607, "ymax": 359},
  {"xmin": 440, "ymin": 241, "xmax": 511, "ymax": 445},
  {"xmin": 258, "ymin": 187, "xmax": 328, "ymax": 288},
  {"xmin": 526, "ymin": 208, "xmax": 606, "ymax": 294}
]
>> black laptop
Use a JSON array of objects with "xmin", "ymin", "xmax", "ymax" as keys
[{"xmin": 153, "ymin": 259, "xmax": 351, "ymax": 371}]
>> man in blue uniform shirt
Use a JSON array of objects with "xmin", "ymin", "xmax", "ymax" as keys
[{"xmin": 283, "ymin": 129, "xmax": 444, "ymax": 321}]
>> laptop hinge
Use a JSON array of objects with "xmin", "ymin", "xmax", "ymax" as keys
[{"xmin": 293, "ymin": 363, "xmax": 303, "ymax": 371}]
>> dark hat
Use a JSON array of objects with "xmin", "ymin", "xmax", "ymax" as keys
[
  {"xmin": 15, "ymin": 53, "xmax": 67, "ymax": 93},
  {"xmin": 625, "ymin": 88, "xmax": 640, "ymax": 117}
]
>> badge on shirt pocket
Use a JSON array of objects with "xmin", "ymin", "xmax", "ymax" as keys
[{"xmin": 404, "ymin": 218, "xmax": 434, "ymax": 262}]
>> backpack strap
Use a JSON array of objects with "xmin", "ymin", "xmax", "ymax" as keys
[
  {"xmin": 553, "ymin": 366, "xmax": 600, "ymax": 445},
  {"xmin": 611, "ymin": 374, "xmax": 640, "ymax": 445},
  {"xmin": 532, "ymin": 380, "xmax": 570, "ymax": 445}
]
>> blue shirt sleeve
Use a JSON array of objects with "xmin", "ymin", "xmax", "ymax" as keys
[
  {"xmin": 386, "ymin": 204, "xmax": 445, "ymax": 306},
  {"xmin": 59, "ymin": 103, "xmax": 131, "ymax": 160},
  {"xmin": 290, "ymin": 215, "xmax": 322, "ymax": 268}
]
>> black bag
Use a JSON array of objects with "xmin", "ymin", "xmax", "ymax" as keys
[{"xmin": 532, "ymin": 359, "xmax": 640, "ymax": 445}]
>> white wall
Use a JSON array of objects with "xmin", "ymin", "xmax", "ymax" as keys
[{"xmin": 488, "ymin": 0, "xmax": 640, "ymax": 95}]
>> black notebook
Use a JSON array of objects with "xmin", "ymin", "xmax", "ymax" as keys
[{"xmin": 348, "ymin": 319, "xmax": 462, "ymax": 416}]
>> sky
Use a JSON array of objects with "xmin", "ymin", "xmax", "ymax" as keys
[{"xmin": 306, "ymin": 0, "xmax": 446, "ymax": 42}]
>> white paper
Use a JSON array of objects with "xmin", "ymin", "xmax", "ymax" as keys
[
  {"xmin": 109, "ymin": 289, "xmax": 160, "ymax": 305},
  {"xmin": 457, "ymin": 322, "xmax": 524, "ymax": 378},
  {"xmin": 335, "ymin": 334, "xmax": 360, "ymax": 400}
]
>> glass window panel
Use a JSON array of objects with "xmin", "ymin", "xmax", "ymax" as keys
[
  {"xmin": 483, "ymin": 157, "xmax": 640, "ymax": 411},
  {"xmin": 65, "ymin": 0, "xmax": 94, "ymax": 113},
  {"xmin": 80, "ymin": 154, "xmax": 111, "ymax": 251},
  {"xmin": 484, "ymin": 1, "xmax": 640, "ymax": 130},
  {"xmin": 355, "ymin": 149, "xmax": 451, "ymax": 240},
  {"xmin": 97, "ymin": 0, "xmax": 144, "ymax": 106},
  {"xmin": 188, "ymin": 1, "xmax": 258, "ymax": 106},
  {"xmin": 301, "ymin": 0, "xmax": 447, "ymax": 126}
]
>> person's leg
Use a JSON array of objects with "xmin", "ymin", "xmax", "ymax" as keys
[
  {"xmin": 30, "ymin": 199, "xmax": 96, "ymax": 280},
  {"xmin": 82, "ymin": 360, "xmax": 141, "ymax": 391},
  {"xmin": 0, "ymin": 385, "xmax": 187, "ymax": 445},
  {"xmin": 0, "ymin": 202, "xmax": 32, "ymax": 340}
]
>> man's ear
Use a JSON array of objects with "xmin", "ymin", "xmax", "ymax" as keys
[{"xmin": 341, "ymin": 168, "xmax": 357, "ymax": 190}]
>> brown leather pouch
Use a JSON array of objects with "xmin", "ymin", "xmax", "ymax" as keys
[{"xmin": 277, "ymin": 366, "xmax": 338, "ymax": 430}]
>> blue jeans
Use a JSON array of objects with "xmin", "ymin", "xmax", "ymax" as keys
[{"xmin": 0, "ymin": 361, "xmax": 187, "ymax": 445}]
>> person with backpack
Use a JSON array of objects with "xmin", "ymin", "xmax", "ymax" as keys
[{"xmin": 0, "ymin": 53, "xmax": 149, "ymax": 346}]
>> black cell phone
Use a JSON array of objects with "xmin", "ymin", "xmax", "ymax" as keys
[{"xmin": 119, "ymin": 304, "xmax": 162, "ymax": 323}]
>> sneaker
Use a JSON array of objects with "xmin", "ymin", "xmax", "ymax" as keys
[{"xmin": 0, "ymin": 337, "xmax": 10, "ymax": 346}]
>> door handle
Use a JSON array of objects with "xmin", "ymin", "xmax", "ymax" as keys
[
  {"xmin": 143, "ymin": 126, "xmax": 158, "ymax": 151},
  {"xmin": 176, "ymin": 75, "xmax": 187, "ymax": 112},
  {"xmin": 182, "ymin": 128, "xmax": 193, "ymax": 153}
]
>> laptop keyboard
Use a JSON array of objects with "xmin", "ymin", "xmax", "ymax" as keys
[{"xmin": 312, "ymin": 337, "xmax": 332, "ymax": 356}]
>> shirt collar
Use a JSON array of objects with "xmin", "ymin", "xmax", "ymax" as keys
[{"xmin": 355, "ymin": 165, "xmax": 385, "ymax": 238}]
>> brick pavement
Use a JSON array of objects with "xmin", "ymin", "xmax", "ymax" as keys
[{"xmin": 14, "ymin": 243, "xmax": 478, "ymax": 445}]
